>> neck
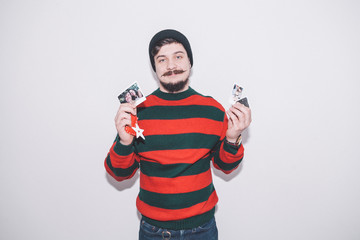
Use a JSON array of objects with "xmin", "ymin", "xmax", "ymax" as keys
[{"xmin": 153, "ymin": 87, "xmax": 195, "ymax": 101}]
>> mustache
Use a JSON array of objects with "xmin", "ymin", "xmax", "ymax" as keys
[{"xmin": 162, "ymin": 69, "xmax": 186, "ymax": 77}]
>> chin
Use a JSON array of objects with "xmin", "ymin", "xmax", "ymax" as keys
[{"xmin": 159, "ymin": 78, "xmax": 189, "ymax": 93}]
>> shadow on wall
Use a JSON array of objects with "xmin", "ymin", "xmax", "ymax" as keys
[
  {"xmin": 105, "ymin": 171, "xmax": 140, "ymax": 191},
  {"xmin": 212, "ymin": 161, "xmax": 243, "ymax": 182}
]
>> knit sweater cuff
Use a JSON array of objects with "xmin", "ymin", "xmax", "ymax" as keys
[
  {"xmin": 223, "ymin": 139, "xmax": 241, "ymax": 155},
  {"xmin": 113, "ymin": 136, "xmax": 134, "ymax": 156}
]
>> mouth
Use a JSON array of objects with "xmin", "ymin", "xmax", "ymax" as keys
[{"xmin": 162, "ymin": 69, "xmax": 186, "ymax": 77}]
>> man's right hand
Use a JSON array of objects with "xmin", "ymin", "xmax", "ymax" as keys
[{"xmin": 115, "ymin": 103, "xmax": 137, "ymax": 145}]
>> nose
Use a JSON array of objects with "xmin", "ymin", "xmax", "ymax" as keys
[{"xmin": 166, "ymin": 58, "xmax": 177, "ymax": 70}]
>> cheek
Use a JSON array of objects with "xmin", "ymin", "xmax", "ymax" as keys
[
  {"xmin": 182, "ymin": 60, "xmax": 191, "ymax": 70},
  {"xmin": 155, "ymin": 71, "xmax": 163, "ymax": 80},
  {"xmin": 156, "ymin": 65, "xmax": 169, "ymax": 77},
  {"xmin": 155, "ymin": 64, "xmax": 165, "ymax": 74}
]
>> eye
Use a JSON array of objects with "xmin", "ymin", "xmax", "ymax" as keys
[
  {"xmin": 158, "ymin": 58, "xmax": 166, "ymax": 63},
  {"xmin": 176, "ymin": 55, "xmax": 183, "ymax": 59}
]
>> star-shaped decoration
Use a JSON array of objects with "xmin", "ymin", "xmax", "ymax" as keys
[{"xmin": 131, "ymin": 123, "xmax": 145, "ymax": 140}]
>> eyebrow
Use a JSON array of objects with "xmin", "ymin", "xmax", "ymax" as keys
[{"xmin": 156, "ymin": 51, "xmax": 185, "ymax": 59}]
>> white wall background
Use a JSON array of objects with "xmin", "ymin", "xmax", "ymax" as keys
[{"xmin": 1, "ymin": 0, "xmax": 359, "ymax": 239}]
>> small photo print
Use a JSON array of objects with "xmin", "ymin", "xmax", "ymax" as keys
[
  {"xmin": 229, "ymin": 83, "xmax": 243, "ymax": 104},
  {"xmin": 118, "ymin": 82, "xmax": 146, "ymax": 106}
]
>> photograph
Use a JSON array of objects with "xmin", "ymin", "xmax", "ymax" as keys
[
  {"xmin": 117, "ymin": 82, "xmax": 146, "ymax": 106},
  {"xmin": 230, "ymin": 83, "xmax": 243, "ymax": 104}
]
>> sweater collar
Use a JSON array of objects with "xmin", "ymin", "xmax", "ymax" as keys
[{"xmin": 153, "ymin": 87, "xmax": 197, "ymax": 100}]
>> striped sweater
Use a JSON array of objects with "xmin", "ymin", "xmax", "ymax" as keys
[{"xmin": 105, "ymin": 87, "xmax": 244, "ymax": 230}]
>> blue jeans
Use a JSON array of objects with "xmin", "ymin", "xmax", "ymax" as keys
[{"xmin": 138, "ymin": 217, "xmax": 218, "ymax": 240}]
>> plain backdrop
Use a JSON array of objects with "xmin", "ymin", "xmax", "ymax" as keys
[{"xmin": 1, "ymin": 0, "xmax": 360, "ymax": 239}]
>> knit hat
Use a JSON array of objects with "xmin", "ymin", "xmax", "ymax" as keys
[{"xmin": 149, "ymin": 29, "xmax": 193, "ymax": 72}]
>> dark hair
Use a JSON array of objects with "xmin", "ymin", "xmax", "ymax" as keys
[{"xmin": 150, "ymin": 38, "xmax": 180, "ymax": 57}]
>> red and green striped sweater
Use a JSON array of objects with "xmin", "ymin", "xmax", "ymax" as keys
[{"xmin": 105, "ymin": 87, "xmax": 244, "ymax": 230}]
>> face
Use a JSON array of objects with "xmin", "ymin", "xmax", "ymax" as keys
[
  {"xmin": 137, "ymin": 90, "xmax": 143, "ymax": 98},
  {"xmin": 129, "ymin": 89, "xmax": 136, "ymax": 97},
  {"xmin": 125, "ymin": 92, "xmax": 132, "ymax": 103},
  {"xmin": 154, "ymin": 43, "xmax": 191, "ymax": 93}
]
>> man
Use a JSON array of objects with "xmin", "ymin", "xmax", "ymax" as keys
[{"xmin": 105, "ymin": 29, "xmax": 251, "ymax": 240}]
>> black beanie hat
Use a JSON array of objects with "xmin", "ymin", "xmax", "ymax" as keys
[{"xmin": 149, "ymin": 29, "xmax": 193, "ymax": 72}]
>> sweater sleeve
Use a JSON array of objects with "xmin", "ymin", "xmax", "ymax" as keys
[
  {"xmin": 104, "ymin": 135, "xmax": 139, "ymax": 181},
  {"xmin": 211, "ymin": 113, "xmax": 244, "ymax": 174}
]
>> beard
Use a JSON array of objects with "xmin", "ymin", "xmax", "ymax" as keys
[{"xmin": 159, "ymin": 78, "xmax": 189, "ymax": 93}]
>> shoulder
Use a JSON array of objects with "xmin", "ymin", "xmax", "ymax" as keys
[{"xmin": 190, "ymin": 89, "xmax": 225, "ymax": 112}]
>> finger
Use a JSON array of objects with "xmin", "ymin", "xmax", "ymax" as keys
[
  {"xmin": 120, "ymin": 102, "xmax": 136, "ymax": 111},
  {"xmin": 226, "ymin": 111, "xmax": 232, "ymax": 126},
  {"xmin": 115, "ymin": 109, "xmax": 127, "ymax": 122},
  {"xmin": 116, "ymin": 113, "xmax": 131, "ymax": 123},
  {"xmin": 229, "ymin": 107, "xmax": 249, "ymax": 132},
  {"xmin": 241, "ymin": 107, "xmax": 252, "ymax": 126},
  {"xmin": 233, "ymin": 104, "xmax": 251, "ymax": 124},
  {"xmin": 115, "ymin": 104, "xmax": 136, "ymax": 121},
  {"xmin": 115, "ymin": 109, "xmax": 131, "ymax": 125},
  {"xmin": 124, "ymin": 102, "xmax": 137, "ymax": 109},
  {"xmin": 116, "ymin": 112, "xmax": 133, "ymax": 126},
  {"xmin": 229, "ymin": 106, "xmax": 245, "ymax": 122},
  {"xmin": 118, "ymin": 119, "xmax": 131, "ymax": 129},
  {"xmin": 121, "ymin": 104, "xmax": 137, "ymax": 115},
  {"xmin": 232, "ymin": 102, "xmax": 249, "ymax": 112},
  {"xmin": 228, "ymin": 107, "xmax": 239, "ymax": 121},
  {"xmin": 116, "ymin": 118, "xmax": 132, "ymax": 134},
  {"xmin": 227, "ymin": 109, "xmax": 238, "ymax": 126}
]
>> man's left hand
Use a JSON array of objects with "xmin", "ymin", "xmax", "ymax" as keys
[{"xmin": 226, "ymin": 102, "xmax": 252, "ymax": 143}]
